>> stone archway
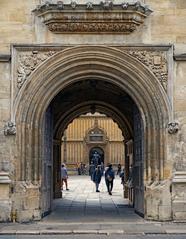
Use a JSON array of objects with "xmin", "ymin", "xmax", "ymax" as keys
[{"xmin": 13, "ymin": 46, "xmax": 172, "ymax": 221}]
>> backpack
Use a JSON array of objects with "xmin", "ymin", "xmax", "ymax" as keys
[{"xmin": 106, "ymin": 169, "xmax": 114, "ymax": 181}]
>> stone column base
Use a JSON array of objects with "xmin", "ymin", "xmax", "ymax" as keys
[
  {"xmin": 0, "ymin": 171, "xmax": 12, "ymax": 222},
  {"xmin": 145, "ymin": 180, "xmax": 172, "ymax": 221},
  {"xmin": 172, "ymin": 171, "xmax": 186, "ymax": 221},
  {"xmin": 14, "ymin": 181, "xmax": 41, "ymax": 222}
]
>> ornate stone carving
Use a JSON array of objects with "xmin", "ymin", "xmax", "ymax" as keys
[
  {"xmin": 17, "ymin": 51, "xmax": 56, "ymax": 88},
  {"xmin": 4, "ymin": 121, "xmax": 16, "ymax": 136},
  {"xmin": 33, "ymin": 2, "xmax": 152, "ymax": 34},
  {"xmin": 168, "ymin": 122, "xmax": 179, "ymax": 134},
  {"xmin": 86, "ymin": 2, "xmax": 93, "ymax": 9},
  {"xmin": 126, "ymin": 50, "xmax": 168, "ymax": 90},
  {"xmin": 100, "ymin": 0, "xmax": 113, "ymax": 10},
  {"xmin": 48, "ymin": 22, "xmax": 137, "ymax": 33}
]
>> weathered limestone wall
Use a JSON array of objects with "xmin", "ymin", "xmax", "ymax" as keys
[
  {"xmin": 0, "ymin": 0, "xmax": 186, "ymax": 222},
  {"xmin": 0, "ymin": 1, "xmax": 186, "ymax": 52},
  {"xmin": 171, "ymin": 60, "xmax": 186, "ymax": 220},
  {"xmin": 0, "ymin": 60, "xmax": 12, "ymax": 221}
]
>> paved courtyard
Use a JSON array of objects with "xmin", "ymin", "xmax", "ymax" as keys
[
  {"xmin": 1, "ymin": 176, "xmax": 186, "ymax": 236},
  {"xmin": 42, "ymin": 175, "xmax": 143, "ymax": 223}
]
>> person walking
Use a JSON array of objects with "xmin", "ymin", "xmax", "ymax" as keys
[
  {"xmin": 116, "ymin": 163, "xmax": 122, "ymax": 175},
  {"xmin": 105, "ymin": 164, "xmax": 115, "ymax": 195},
  {"xmin": 61, "ymin": 163, "xmax": 69, "ymax": 191},
  {"xmin": 77, "ymin": 162, "xmax": 81, "ymax": 175},
  {"xmin": 120, "ymin": 167, "xmax": 125, "ymax": 185},
  {"xmin": 89, "ymin": 161, "xmax": 95, "ymax": 181},
  {"xmin": 93, "ymin": 165, "xmax": 102, "ymax": 192}
]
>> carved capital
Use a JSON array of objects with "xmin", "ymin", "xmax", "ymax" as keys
[
  {"xmin": 4, "ymin": 121, "xmax": 16, "ymax": 136},
  {"xmin": 167, "ymin": 122, "xmax": 179, "ymax": 134}
]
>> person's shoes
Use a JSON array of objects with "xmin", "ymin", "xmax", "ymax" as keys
[
  {"xmin": 96, "ymin": 190, "xmax": 100, "ymax": 192},
  {"xmin": 109, "ymin": 191, "xmax": 112, "ymax": 195},
  {"xmin": 66, "ymin": 188, "xmax": 69, "ymax": 191}
]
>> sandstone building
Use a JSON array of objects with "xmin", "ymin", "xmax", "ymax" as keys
[
  {"xmin": 0, "ymin": 0, "xmax": 186, "ymax": 222},
  {"xmin": 61, "ymin": 113, "xmax": 124, "ymax": 171}
]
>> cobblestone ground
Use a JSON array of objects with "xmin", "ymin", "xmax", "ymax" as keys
[
  {"xmin": 1, "ymin": 235, "xmax": 186, "ymax": 239},
  {"xmin": 41, "ymin": 175, "xmax": 142, "ymax": 223}
]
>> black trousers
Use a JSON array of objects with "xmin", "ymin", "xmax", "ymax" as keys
[{"xmin": 105, "ymin": 179, "xmax": 113, "ymax": 192}]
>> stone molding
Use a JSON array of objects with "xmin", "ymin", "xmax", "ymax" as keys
[
  {"xmin": 4, "ymin": 121, "xmax": 16, "ymax": 136},
  {"xmin": 167, "ymin": 122, "xmax": 179, "ymax": 134},
  {"xmin": 0, "ymin": 54, "xmax": 11, "ymax": 62},
  {"xmin": 174, "ymin": 54, "xmax": 186, "ymax": 61},
  {"xmin": 33, "ymin": 1, "xmax": 152, "ymax": 34},
  {"xmin": 172, "ymin": 171, "xmax": 186, "ymax": 183},
  {"xmin": 0, "ymin": 172, "xmax": 11, "ymax": 184}
]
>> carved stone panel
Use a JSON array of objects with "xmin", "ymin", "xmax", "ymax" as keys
[
  {"xmin": 13, "ymin": 46, "xmax": 170, "ymax": 92},
  {"xmin": 17, "ymin": 51, "xmax": 56, "ymax": 89},
  {"xmin": 4, "ymin": 121, "xmax": 16, "ymax": 136},
  {"xmin": 125, "ymin": 50, "xmax": 168, "ymax": 91}
]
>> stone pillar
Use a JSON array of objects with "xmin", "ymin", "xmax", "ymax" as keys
[
  {"xmin": 0, "ymin": 171, "xmax": 11, "ymax": 221},
  {"xmin": 172, "ymin": 171, "xmax": 186, "ymax": 221}
]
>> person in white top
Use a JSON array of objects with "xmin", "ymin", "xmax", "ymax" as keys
[{"xmin": 61, "ymin": 163, "xmax": 69, "ymax": 191}]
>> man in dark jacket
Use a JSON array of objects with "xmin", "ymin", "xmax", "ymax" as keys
[
  {"xmin": 105, "ymin": 164, "xmax": 115, "ymax": 195},
  {"xmin": 93, "ymin": 165, "xmax": 102, "ymax": 192}
]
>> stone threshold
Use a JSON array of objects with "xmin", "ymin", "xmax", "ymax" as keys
[{"xmin": 0, "ymin": 230, "xmax": 186, "ymax": 235}]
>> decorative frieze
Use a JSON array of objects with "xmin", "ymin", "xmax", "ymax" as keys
[
  {"xmin": 33, "ymin": 1, "xmax": 152, "ymax": 34},
  {"xmin": 17, "ymin": 51, "xmax": 56, "ymax": 88},
  {"xmin": 126, "ymin": 50, "xmax": 168, "ymax": 90},
  {"xmin": 15, "ymin": 46, "xmax": 170, "ymax": 91},
  {"xmin": 4, "ymin": 121, "xmax": 16, "ymax": 136},
  {"xmin": 167, "ymin": 122, "xmax": 179, "ymax": 134}
]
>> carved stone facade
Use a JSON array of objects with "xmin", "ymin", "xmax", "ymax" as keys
[
  {"xmin": 0, "ymin": 0, "xmax": 186, "ymax": 223},
  {"xmin": 33, "ymin": 2, "xmax": 152, "ymax": 34}
]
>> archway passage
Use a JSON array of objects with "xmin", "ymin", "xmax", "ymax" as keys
[
  {"xmin": 45, "ymin": 79, "xmax": 144, "ymax": 217},
  {"xmin": 14, "ymin": 46, "xmax": 171, "ymax": 222}
]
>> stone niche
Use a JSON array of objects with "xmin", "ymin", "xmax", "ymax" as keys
[
  {"xmin": 33, "ymin": 1, "xmax": 152, "ymax": 33},
  {"xmin": 172, "ymin": 171, "xmax": 186, "ymax": 221}
]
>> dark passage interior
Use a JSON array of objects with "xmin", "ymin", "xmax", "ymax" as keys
[{"xmin": 42, "ymin": 79, "xmax": 144, "ymax": 219}]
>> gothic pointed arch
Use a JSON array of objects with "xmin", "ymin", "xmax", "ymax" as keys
[{"xmin": 13, "ymin": 45, "xmax": 172, "ymax": 220}]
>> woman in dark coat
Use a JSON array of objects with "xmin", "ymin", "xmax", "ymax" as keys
[{"xmin": 93, "ymin": 165, "xmax": 102, "ymax": 192}]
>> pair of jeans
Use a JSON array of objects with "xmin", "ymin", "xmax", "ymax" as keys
[
  {"xmin": 95, "ymin": 182, "xmax": 99, "ymax": 191},
  {"xmin": 105, "ymin": 179, "xmax": 113, "ymax": 192}
]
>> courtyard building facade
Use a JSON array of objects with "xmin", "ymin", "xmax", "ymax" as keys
[
  {"xmin": 0, "ymin": 0, "xmax": 186, "ymax": 222},
  {"xmin": 61, "ymin": 113, "xmax": 125, "ymax": 172}
]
